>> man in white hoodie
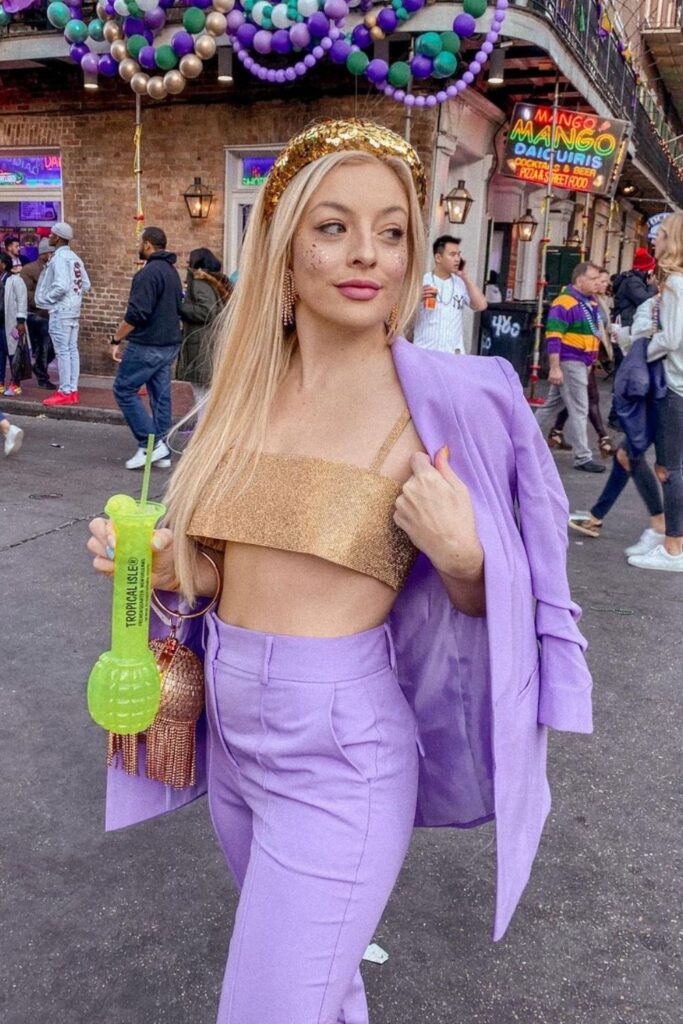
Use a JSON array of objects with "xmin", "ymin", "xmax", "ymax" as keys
[{"xmin": 35, "ymin": 221, "xmax": 90, "ymax": 406}]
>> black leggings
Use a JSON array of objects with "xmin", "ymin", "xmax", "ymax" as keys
[
  {"xmin": 655, "ymin": 389, "xmax": 683, "ymax": 537},
  {"xmin": 591, "ymin": 446, "xmax": 663, "ymax": 522},
  {"xmin": 554, "ymin": 365, "xmax": 607, "ymax": 439}
]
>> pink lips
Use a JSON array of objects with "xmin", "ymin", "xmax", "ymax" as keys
[{"xmin": 335, "ymin": 279, "xmax": 381, "ymax": 301}]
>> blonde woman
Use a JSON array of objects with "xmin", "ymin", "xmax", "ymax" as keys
[
  {"xmin": 88, "ymin": 121, "xmax": 592, "ymax": 1024},
  {"xmin": 629, "ymin": 213, "xmax": 683, "ymax": 571}
]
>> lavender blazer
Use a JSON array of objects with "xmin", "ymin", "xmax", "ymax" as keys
[{"xmin": 106, "ymin": 337, "xmax": 593, "ymax": 941}]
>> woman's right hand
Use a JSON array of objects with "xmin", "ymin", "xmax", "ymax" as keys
[{"xmin": 87, "ymin": 517, "xmax": 178, "ymax": 590}]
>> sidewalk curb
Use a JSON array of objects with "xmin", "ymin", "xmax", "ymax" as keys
[{"xmin": 0, "ymin": 397, "xmax": 126, "ymax": 425}]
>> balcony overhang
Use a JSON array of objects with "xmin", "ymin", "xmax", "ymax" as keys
[{"xmin": 641, "ymin": 25, "xmax": 683, "ymax": 121}]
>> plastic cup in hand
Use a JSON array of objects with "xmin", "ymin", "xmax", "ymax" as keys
[
  {"xmin": 424, "ymin": 287, "xmax": 438, "ymax": 310},
  {"xmin": 87, "ymin": 493, "xmax": 166, "ymax": 733}
]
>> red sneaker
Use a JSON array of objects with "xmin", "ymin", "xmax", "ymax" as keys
[
  {"xmin": 42, "ymin": 391, "xmax": 73, "ymax": 407},
  {"xmin": 70, "ymin": 391, "xmax": 80, "ymax": 404}
]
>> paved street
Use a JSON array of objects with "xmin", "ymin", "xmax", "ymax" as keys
[{"xmin": 1, "ymin": 410, "xmax": 680, "ymax": 1024}]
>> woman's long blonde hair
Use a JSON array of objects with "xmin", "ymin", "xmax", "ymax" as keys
[
  {"xmin": 165, "ymin": 149, "xmax": 425, "ymax": 602},
  {"xmin": 657, "ymin": 211, "xmax": 683, "ymax": 283}
]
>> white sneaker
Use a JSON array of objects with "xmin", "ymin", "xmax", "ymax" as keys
[
  {"xmin": 624, "ymin": 528, "xmax": 665, "ymax": 558},
  {"xmin": 4, "ymin": 424, "xmax": 24, "ymax": 457},
  {"xmin": 155, "ymin": 458, "xmax": 171, "ymax": 468},
  {"xmin": 125, "ymin": 440, "xmax": 170, "ymax": 470},
  {"xmin": 628, "ymin": 544, "xmax": 683, "ymax": 572}
]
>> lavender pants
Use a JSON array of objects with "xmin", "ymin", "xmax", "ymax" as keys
[{"xmin": 204, "ymin": 614, "xmax": 420, "ymax": 1024}]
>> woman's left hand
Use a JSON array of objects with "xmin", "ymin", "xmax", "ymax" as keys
[{"xmin": 394, "ymin": 446, "xmax": 484, "ymax": 582}]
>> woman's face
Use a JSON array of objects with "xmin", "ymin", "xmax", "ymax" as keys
[
  {"xmin": 290, "ymin": 160, "xmax": 410, "ymax": 335},
  {"xmin": 654, "ymin": 223, "xmax": 668, "ymax": 260}
]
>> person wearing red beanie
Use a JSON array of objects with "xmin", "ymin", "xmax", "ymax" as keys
[{"xmin": 632, "ymin": 248, "xmax": 657, "ymax": 274}]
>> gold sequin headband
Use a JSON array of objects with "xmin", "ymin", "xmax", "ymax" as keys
[{"xmin": 263, "ymin": 118, "xmax": 427, "ymax": 219}]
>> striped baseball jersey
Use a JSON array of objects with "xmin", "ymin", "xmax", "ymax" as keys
[{"xmin": 413, "ymin": 273, "xmax": 470, "ymax": 354}]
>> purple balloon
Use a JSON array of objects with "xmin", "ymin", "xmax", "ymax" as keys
[
  {"xmin": 81, "ymin": 52, "xmax": 99, "ymax": 74},
  {"xmin": 98, "ymin": 53, "xmax": 118, "ymax": 76},
  {"xmin": 366, "ymin": 58, "xmax": 388, "ymax": 83},
  {"xmin": 104, "ymin": 2, "xmax": 116, "ymax": 14},
  {"xmin": 351, "ymin": 24, "xmax": 371, "ymax": 49},
  {"xmin": 453, "ymin": 13, "xmax": 476, "ymax": 37},
  {"xmin": 410, "ymin": 53, "xmax": 433, "ymax": 79},
  {"xmin": 376, "ymin": 8, "xmax": 397, "ymax": 33},
  {"xmin": 158, "ymin": 0, "xmax": 174, "ymax": 7},
  {"xmin": 68, "ymin": 6, "xmax": 81, "ymax": 18},
  {"xmin": 329, "ymin": 38, "xmax": 351, "ymax": 63},
  {"xmin": 403, "ymin": 0, "xmax": 423, "ymax": 11},
  {"xmin": 226, "ymin": 10, "xmax": 244, "ymax": 32},
  {"xmin": 289, "ymin": 23, "xmax": 310, "ymax": 49},
  {"xmin": 271, "ymin": 29, "xmax": 292, "ymax": 55},
  {"xmin": 144, "ymin": 8, "xmax": 166, "ymax": 30},
  {"xmin": 139, "ymin": 45, "xmax": 157, "ymax": 70},
  {"xmin": 70, "ymin": 43, "xmax": 89, "ymax": 64},
  {"xmin": 171, "ymin": 30, "xmax": 195, "ymax": 57},
  {"xmin": 236, "ymin": 22, "xmax": 258, "ymax": 47},
  {"xmin": 253, "ymin": 29, "xmax": 272, "ymax": 55},
  {"xmin": 124, "ymin": 16, "xmax": 146, "ymax": 37},
  {"xmin": 323, "ymin": 0, "xmax": 347, "ymax": 19}
]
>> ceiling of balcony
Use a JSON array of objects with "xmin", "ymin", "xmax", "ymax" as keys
[{"xmin": 642, "ymin": 26, "xmax": 683, "ymax": 120}]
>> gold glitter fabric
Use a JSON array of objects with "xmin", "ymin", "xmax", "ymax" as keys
[
  {"xmin": 188, "ymin": 411, "xmax": 419, "ymax": 592},
  {"xmin": 263, "ymin": 118, "xmax": 427, "ymax": 219}
]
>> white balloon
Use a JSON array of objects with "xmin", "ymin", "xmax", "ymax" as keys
[
  {"xmin": 251, "ymin": 1, "xmax": 269, "ymax": 25},
  {"xmin": 113, "ymin": 0, "xmax": 130, "ymax": 15},
  {"xmin": 136, "ymin": 0, "xmax": 159, "ymax": 10},
  {"xmin": 297, "ymin": 0, "xmax": 319, "ymax": 16},
  {"xmin": 271, "ymin": 3, "xmax": 292, "ymax": 28}
]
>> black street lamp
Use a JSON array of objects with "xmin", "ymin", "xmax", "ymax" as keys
[
  {"xmin": 441, "ymin": 180, "xmax": 474, "ymax": 225},
  {"xmin": 183, "ymin": 177, "xmax": 214, "ymax": 220},
  {"xmin": 514, "ymin": 208, "xmax": 538, "ymax": 242}
]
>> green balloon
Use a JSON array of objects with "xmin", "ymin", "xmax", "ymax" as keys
[
  {"xmin": 346, "ymin": 51, "xmax": 369, "ymax": 76},
  {"xmin": 128, "ymin": 0, "xmax": 141, "ymax": 14},
  {"xmin": 88, "ymin": 18, "xmax": 105, "ymax": 42},
  {"xmin": 155, "ymin": 45, "xmax": 179, "ymax": 71},
  {"xmin": 183, "ymin": 8, "xmax": 206, "ymax": 34},
  {"xmin": 127, "ymin": 34, "xmax": 147, "ymax": 60},
  {"xmin": 440, "ymin": 31, "xmax": 461, "ymax": 55},
  {"xmin": 432, "ymin": 51, "xmax": 457, "ymax": 79},
  {"xmin": 464, "ymin": 0, "xmax": 488, "ymax": 17},
  {"xmin": 388, "ymin": 61, "xmax": 411, "ymax": 88},
  {"xmin": 46, "ymin": 2, "xmax": 71, "ymax": 29},
  {"xmin": 416, "ymin": 32, "xmax": 442, "ymax": 58},
  {"xmin": 0, "ymin": 9, "xmax": 11, "ymax": 26},
  {"xmin": 64, "ymin": 18, "xmax": 88, "ymax": 44}
]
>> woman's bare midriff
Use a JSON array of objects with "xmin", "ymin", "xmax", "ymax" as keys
[{"xmin": 217, "ymin": 543, "xmax": 400, "ymax": 637}]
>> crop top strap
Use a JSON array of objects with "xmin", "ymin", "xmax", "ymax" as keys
[{"xmin": 369, "ymin": 408, "xmax": 412, "ymax": 472}]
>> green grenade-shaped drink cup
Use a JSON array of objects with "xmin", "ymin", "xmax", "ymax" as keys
[{"xmin": 87, "ymin": 438, "xmax": 167, "ymax": 734}]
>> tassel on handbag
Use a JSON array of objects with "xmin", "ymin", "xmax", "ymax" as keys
[{"xmin": 107, "ymin": 627, "xmax": 206, "ymax": 789}]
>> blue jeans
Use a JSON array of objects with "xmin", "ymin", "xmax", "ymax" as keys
[
  {"xmin": 591, "ymin": 446, "xmax": 663, "ymax": 521},
  {"xmin": 655, "ymin": 389, "xmax": 683, "ymax": 537},
  {"xmin": 49, "ymin": 315, "xmax": 80, "ymax": 394},
  {"xmin": 113, "ymin": 342, "xmax": 180, "ymax": 447}
]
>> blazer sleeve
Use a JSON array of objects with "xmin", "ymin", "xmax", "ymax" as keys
[{"xmin": 500, "ymin": 358, "xmax": 594, "ymax": 734}]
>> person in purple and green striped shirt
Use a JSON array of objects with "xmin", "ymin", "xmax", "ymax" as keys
[{"xmin": 535, "ymin": 262, "xmax": 606, "ymax": 473}]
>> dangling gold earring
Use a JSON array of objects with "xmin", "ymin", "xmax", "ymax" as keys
[
  {"xmin": 387, "ymin": 304, "xmax": 400, "ymax": 337},
  {"xmin": 282, "ymin": 269, "xmax": 298, "ymax": 327}
]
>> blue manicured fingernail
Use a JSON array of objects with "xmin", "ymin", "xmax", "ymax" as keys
[{"xmin": 106, "ymin": 546, "xmax": 115, "ymax": 560}]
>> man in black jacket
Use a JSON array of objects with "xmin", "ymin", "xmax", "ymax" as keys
[{"xmin": 112, "ymin": 226, "xmax": 182, "ymax": 469}]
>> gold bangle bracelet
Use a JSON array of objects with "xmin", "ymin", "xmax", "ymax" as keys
[{"xmin": 151, "ymin": 550, "xmax": 221, "ymax": 621}]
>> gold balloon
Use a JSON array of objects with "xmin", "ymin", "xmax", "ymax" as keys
[
  {"xmin": 370, "ymin": 25, "xmax": 384, "ymax": 40},
  {"xmin": 163, "ymin": 70, "xmax": 187, "ymax": 95},
  {"xmin": 194, "ymin": 34, "xmax": 217, "ymax": 60},
  {"xmin": 103, "ymin": 20, "xmax": 123, "ymax": 43},
  {"xmin": 130, "ymin": 72, "xmax": 150, "ymax": 95},
  {"xmin": 118, "ymin": 58, "xmax": 140, "ymax": 82},
  {"xmin": 212, "ymin": 0, "xmax": 235, "ymax": 12},
  {"xmin": 110, "ymin": 39, "xmax": 127, "ymax": 62},
  {"xmin": 179, "ymin": 53, "xmax": 203, "ymax": 79},
  {"xmin": 205, "ymin": 11, "xmax": 227, "ymax": 36},
  {"xmin": 96, "ymin": 2, "xmax": 108, "ymax": 19},
  {"xmin": 147, "ymin": 76, "xmax": 168, "ymax": 101}
]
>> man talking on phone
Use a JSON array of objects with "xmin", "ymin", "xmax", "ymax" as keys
[{"xmin": 412, "ymin": 235, "xmax": 487, "ymax": 355}]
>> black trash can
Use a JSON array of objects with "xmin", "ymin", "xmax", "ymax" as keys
[{"xmin": 478, "ymin": 302, "xmax": 538, "ymax": 385}]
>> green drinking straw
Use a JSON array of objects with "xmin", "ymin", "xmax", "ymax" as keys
[{"xmin": 87, "ymin": 434, "xmax": 166, "ymax": 735}]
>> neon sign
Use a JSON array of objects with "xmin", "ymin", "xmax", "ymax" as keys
[
  {"xmin": 502, "ymin": 104, "xmax": 628, "ymax": 196},
  {"xmin": 0, "ymin": 153, "xmax": 62, "ymax": 189}
]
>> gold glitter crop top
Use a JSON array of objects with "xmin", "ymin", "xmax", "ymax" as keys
[{"xmin": 187, "ymin": 410, "xmax": 419, "ymax": 591}]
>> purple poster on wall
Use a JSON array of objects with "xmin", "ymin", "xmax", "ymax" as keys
[{"xmin": 0, "ymin": 153, "xmax": 62, "ymax": 188}]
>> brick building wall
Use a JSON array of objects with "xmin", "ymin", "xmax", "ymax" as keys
[{"xmin": 0, "ymin": 64, "xmax": 438, "ymax": 373}]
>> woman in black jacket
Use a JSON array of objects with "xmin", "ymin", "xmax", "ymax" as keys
[{"xmin": 178, "ymin": 248, "xmax": 233, "ymax": 393}]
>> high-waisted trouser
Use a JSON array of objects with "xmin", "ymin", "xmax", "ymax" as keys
[{"xmin": 204, "ymin": 614, "xmax": 420, "ymax": 1024}]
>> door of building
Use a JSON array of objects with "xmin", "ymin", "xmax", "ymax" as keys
[{"xmin": 224, "ymin": 147, "xmax": 279, "ymax": 277}]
